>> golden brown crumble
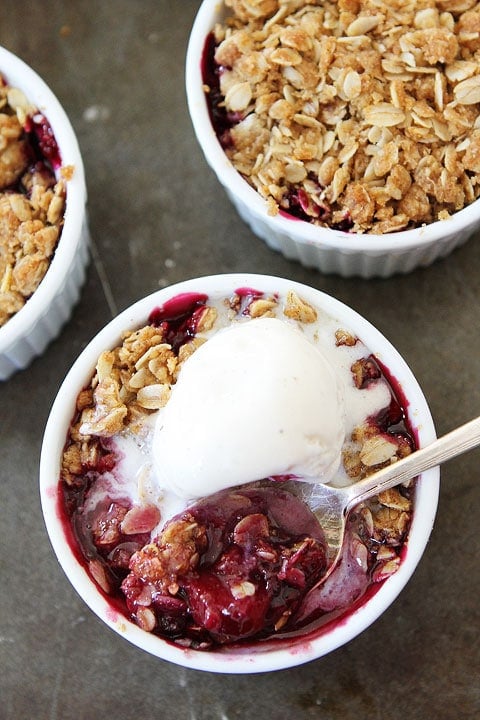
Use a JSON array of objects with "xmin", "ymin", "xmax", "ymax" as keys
[
  {"xmin": 128, "ymin": 516, "xmax": 208, "ymax": 594},
  {"xmin": 210, "ymin": 0, "xmax": 480, "ymax": 232},
  {"xmin": 357, "ymin": 483, "xmax": 412, "ymax": 550},
  {"xmin": 0, "ymin": 76, "xmax": 67, "ymax": 327},
  {"xmin": 335, "ymin": 328, "xmax": 357, "ymax": 346},
  {"xmin": 283, "ymin": 289, "xmax": 317, "ymax": 322}
]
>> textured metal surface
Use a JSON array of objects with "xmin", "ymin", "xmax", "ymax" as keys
[{"xmin": 0, "ymin": 2, "xmax": 479, "ymax": 718}]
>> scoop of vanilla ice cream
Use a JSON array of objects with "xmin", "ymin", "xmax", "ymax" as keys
[{"xmin": 152, "ymin": 317, "xmax": 346, "ymax": 499}]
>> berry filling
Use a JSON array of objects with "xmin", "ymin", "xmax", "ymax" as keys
[
  {"xmin": 148, "ymin": 292, "xmax": 208, "ymax": 352},
  {"xmin": 122, "ymin": 487, "xmax": 328, "ymax": 645},
  {"xmin": 24, "ymin": 113, "xmax": 62, "ymax": 170}
]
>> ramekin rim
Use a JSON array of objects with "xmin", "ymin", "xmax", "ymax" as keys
[{"xmin": 39, "ymin": 273, "xmax": 439, "ymax": 673}]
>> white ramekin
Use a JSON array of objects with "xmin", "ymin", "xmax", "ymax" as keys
[
  {"xmin": 40, "ymin": 273, "xmax": 439, "ymax": 674},
  {"xmin": 0, "ymin": 46, "xmax": 89, "ymax": 380},
  {"xmin": 185, "ymin": 1, "xmax": 480, "ymax": 278}
]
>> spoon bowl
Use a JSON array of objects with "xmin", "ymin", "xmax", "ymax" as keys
[{"xmin": 297, "ymin": 415, "xmax": 480, "ymax": 588}]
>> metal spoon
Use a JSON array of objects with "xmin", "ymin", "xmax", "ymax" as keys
[{"xmin": 295, "ymin": 415, "xmax": 480, "ymax": 586}]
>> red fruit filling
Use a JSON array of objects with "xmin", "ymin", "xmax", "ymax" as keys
[
  {"xmin": 122, "ymin": 487, "xmax": 328, "ymax": 646},
  {"xmin": 24, "ymin": 113, "xmax": 62, "ymax": 170},
  {"xmin": 148, "ymin": 292, "xmax": 208, "ymax": 352}
]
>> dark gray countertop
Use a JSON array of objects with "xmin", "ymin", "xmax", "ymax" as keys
[{"xmin": 1, "ymin": 2, "xmax": 479, "ymax": 718}]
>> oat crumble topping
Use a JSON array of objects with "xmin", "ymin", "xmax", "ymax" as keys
[
  {"xmin": 0, "ymin": 74, "xmax": 67, "ymax": 327},
  {"xmin": 206, "ymin": 0, "xmax": 480, "ymax": 233}
]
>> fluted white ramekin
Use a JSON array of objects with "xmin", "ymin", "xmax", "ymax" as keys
[
  {"xmin": 0, "ymin": 46, "xmax": 89, "ymax": 380},
  {"xmin": 185, "ymin": 0, "xmax": 480, "ymax": 278},
  {"xmin": 40, "ymin": 274, "xmax": 439, "ymax": 673}
]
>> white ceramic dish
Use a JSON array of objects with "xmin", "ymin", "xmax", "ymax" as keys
[
  {"xmin": 185, "ymin": 0, "xmax": 480, "ymax": 278},
  {"xmin": 40, "ymin": 273, "xmax": 439, "ymax": 673},
  {"xmin": 0, "ymin": 46, "xmax": 89, "ymax": 380}
]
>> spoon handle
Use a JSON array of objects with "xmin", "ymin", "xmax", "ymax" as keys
[{"xmin": 344, "ymin": 415, "xmax": 480, "ymax": 510}]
